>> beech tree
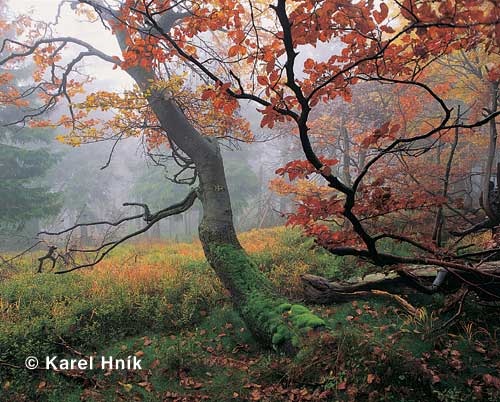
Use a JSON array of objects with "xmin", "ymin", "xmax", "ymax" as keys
[{"xmin": 1, "ymin": 0, "xmax": 499, "ymax": 350}]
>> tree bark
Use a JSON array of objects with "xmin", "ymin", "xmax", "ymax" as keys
[
  {"xmin": 432, "ymin": 112, "xmax": 460, "ymax": 246},
  {"xmin": 481, "ymin": 81, "xmax": 499, "ymax": 222},
  {"xmin": 341, "ymin": 122, "xmax": 351, "ymax": 185},
  {"xmin": 112, "ymin": 31, "xmax": 324, "ymax": 353},
  {"xmin": 195, "ymin": 140, "xmax": 324, "ymax": 351}
]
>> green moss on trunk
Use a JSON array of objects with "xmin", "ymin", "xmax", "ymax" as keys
[{"xmin": 208, "ymin": 245, "xmax": 325, "ymax": 352}]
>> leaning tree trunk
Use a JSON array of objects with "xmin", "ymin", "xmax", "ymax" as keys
[
  {"xmin": 196, "ymin": 138, "xmax": 324, "ymax": 351},
  {"xmin": 120, "ymin": 55, "xmax": 324, "ymax": 354}
]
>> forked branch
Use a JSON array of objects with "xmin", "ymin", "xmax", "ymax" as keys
[{"xmin": 37, "ymin": 189, "xmax": 198, "ymax": 273}]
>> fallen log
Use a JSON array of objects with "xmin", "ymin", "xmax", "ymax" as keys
[
  {"xmin": 299, "ymin": 273, "xmax": 421, "ymax": 313},
  {"xmin": 301, "ymin": 265, "xmax": 500, "ymax": 305}
]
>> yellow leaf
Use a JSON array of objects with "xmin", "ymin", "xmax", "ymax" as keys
[{"xmin": 119, "ymin": 382, "xmax": 133, "ymax": 392}]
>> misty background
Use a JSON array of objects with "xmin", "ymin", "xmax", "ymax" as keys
[{"xmin": 0, "ymin": 0, "xmax": 487, "ymax": 252}]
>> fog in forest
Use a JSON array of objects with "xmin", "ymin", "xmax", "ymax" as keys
[
  {"xmin": 1, "ymin": 1, "xmax": 488, "ymax": 254},
  {"xmin": 0, "ymin": 0, "xmax": 303, "ymax": 251}
]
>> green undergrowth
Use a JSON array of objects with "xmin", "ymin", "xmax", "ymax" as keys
[{"xmin": 0, "ymin": 227, "xmax": 498, "ymax": 401}]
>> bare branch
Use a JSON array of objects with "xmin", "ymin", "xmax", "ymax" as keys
[{"xmin": 52, "ymin": 189, "xmax": 198, "ymax": 274}]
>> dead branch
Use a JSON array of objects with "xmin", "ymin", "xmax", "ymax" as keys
[
  {"xmin": 37, "ymin": 245, "xmax": 58, "ymax": 273},
  {"xmin": 435, "ymin": 288, "xmax": 470, "ymax": 332},
  {"xmin": 49, "ymin": 189, "xmax": 198, "ymax": 273}
]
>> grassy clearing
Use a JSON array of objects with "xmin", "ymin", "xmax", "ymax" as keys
[{"xmin": 0, "ymin": 227, "xmax": 499, "ymax": 401}]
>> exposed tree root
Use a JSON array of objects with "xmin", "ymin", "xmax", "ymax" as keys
[{"xmin": 370, "ymin": 289, "xmax": 419, "ymax": 315}]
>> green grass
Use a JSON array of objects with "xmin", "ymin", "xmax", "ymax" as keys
[{"xmin": 0, "ymin": 227, "xmax": 499, "ymax": 401}]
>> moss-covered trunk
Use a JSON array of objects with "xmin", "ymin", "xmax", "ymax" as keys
[{"xmin": 196, "ymin": 139, "xmax": 324, "ymax": 352}]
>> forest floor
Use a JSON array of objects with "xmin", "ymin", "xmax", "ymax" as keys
[{"xmin": 0, "ymin": 227, "xmax": 499, "ymax": 402}]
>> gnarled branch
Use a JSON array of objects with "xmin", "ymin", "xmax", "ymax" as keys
[{"xmin": 37, "ymin": 189, "xmax": 198, "ymax": 274}]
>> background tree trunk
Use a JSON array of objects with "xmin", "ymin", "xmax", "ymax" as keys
[
  {"xmin": 341, "ymin": 123, "xmax": 351, "ymax": 185},
  {"xmin": 481, "ymin": 81, "xmax": 499, "ymax": 222}
]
